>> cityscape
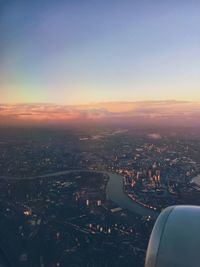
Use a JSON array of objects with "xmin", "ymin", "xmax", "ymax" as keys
[
  {"xmin": 1, "ymin": 0, "xmax": 200, "ymax": 266},
  {"xmin": 1, "ymin": 126, "xmax": 200, "ymax": 266}
]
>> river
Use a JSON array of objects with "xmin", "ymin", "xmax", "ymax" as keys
[
  {"xmin": 3, "ymin": 169, "xmax": 159, "ymax": 219},
  {"xmin": 191, "ymin": 175, "xmax": 200, "ymax": 186},
  {"xmin": 34, "ymin": 170, "xmax": 159, "ymax": 219},
  {"xmin": 105, "ymin": 172, "xmax": 158, "ymax": 219}
]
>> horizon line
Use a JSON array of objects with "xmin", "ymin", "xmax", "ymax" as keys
[{"xmin": 0, "ymin": 99, "xmax": 198, "ymax": 106}]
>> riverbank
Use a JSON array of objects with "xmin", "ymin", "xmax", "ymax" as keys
[
  {"xmin": 1, "ymin": 169, "xmax": 159, "ymax": 219},
  {"xmin": 105, "ymin": 172, "xmax": 158, "ymax": 219},
  {"xmin": 191, "ymin": 175, "xmax": 200, "ymax": 186}
]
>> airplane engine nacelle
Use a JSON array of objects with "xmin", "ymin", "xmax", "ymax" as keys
[{"xmin": 145, "ymin": 205, "xmax": 200, "ymax": 267}]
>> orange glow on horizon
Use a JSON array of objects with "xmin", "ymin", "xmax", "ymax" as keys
[{"xmin": 1, "ymin": 101, "xmax": 200, "ymax": 126}]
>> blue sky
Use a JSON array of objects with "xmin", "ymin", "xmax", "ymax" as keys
[{"xmin": 1, "ymin": 0, "xmax": 200, "ymax": 104}]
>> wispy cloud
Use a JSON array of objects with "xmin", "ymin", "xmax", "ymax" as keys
[{"xmin": 1, "ymin": 101, "xmax": 200, "ymax": 126}]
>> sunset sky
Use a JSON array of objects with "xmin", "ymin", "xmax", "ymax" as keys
[{"xmin": 0, "ymin": 1, "xmax": 200, "ymax": 124}]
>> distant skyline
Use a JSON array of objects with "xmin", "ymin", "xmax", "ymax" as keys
[{"xmin": 1, "ymin": 0, "xmax": 200, "ymax": 104}]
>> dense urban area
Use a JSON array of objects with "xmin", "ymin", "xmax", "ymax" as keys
[{"xmin": 1, "ymin": 126, "xmax": 200, "ymax": 267}]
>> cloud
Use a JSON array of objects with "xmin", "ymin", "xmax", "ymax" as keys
[
  {"xmin": 1, "ymin": 101, "xmax": 200, "ymax": 126},
  {"xmin": 148, "ymin": 133, "xmax": 162, "ymax": 140}
]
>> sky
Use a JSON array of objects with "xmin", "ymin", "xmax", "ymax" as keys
[
  {"xmin": 0, "ymin": 1, "xmax": 200, "ymax": 125},
  {"xmin": 1, "ymin": 0, "xmax": 200, "ymax": 104}
]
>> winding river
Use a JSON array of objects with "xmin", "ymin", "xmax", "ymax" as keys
[
  {"xmin": 3, "ymin": 170, "xmax": 159, "ymax": 219},
  {"xmin": 105, "ymin": 172, "xmax": 159, "ymax": 219}
]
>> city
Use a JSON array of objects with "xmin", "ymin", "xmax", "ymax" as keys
[
  {"xmin": 1, "ymin": 126, "xmax": 200, "ymax": 266},
  {"xmin": 1, "ymin": 0, "xmax": 200, "ymax": 266}
]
